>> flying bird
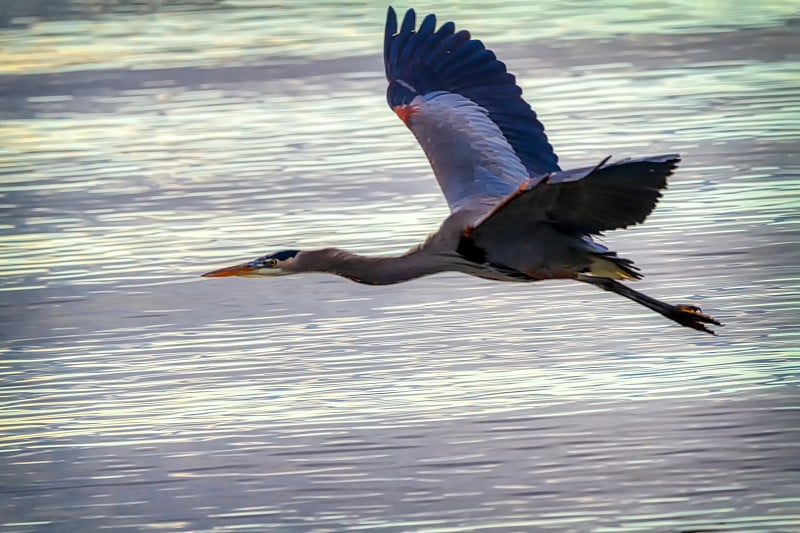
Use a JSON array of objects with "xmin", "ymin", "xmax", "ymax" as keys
[{"xmin": 203, "ymin": 7, "xmax": 722, "ymax": 334}]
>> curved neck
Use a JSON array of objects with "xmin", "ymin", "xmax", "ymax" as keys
[{"xmin": 292, "ymin": 248, "xmax": 449, "ymax": 285}]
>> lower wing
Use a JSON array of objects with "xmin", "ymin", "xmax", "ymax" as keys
[{"xmin": 469, "ymin": 154, "xmax": 680, "ymax": 238}]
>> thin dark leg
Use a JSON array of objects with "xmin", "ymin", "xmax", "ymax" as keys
[{"xmin": 577, "ymin": 275, "xmax": 722, "ymax": 335}]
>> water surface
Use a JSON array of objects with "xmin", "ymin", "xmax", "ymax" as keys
[{"xmin": 1, "ymin": 1, "xmax": 798, "ymax": 531}]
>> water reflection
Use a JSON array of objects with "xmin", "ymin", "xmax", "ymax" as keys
[{"xmin": 1, "ymin": 1, "xmax": 799, "ymax": 531}]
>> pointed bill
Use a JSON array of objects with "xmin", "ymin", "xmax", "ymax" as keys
[{"xmin": 201, "ymin": 262, "xmax": 258, "ymax": 278}]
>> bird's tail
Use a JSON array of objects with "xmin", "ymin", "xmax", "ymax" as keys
[
  {"xmin": 577, "ymin": 274, "xmax": 722, "ymax": 334},
  {"xmin": 588, "ymin": 252, "xmax": 642, "ymax": 281}
]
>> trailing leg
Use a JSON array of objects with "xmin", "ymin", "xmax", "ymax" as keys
[{"xmin": 577, "ymin": 274, "xmax": 722, "ymax": 335}]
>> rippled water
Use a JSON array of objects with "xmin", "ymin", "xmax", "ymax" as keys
[{"xmin": 1, "ymin": 1, "xmax": 799, "ymax": 531}]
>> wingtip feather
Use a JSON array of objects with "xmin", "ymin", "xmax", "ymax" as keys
[
  {"xmin": 400, "ymin": 8, "xmax": 416, "ymax": 34},
  {"xmin": 419, "ymin": 13, "xmax": 436, "ymax": 35},
  {"xmin": 384, "ymin": 7, "xmax": 397, "ymax": 78}
]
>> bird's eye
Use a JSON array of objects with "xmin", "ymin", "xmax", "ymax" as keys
[{"xmin": 268, "ymin": 258, "xmax": 279, "ymax": 267}]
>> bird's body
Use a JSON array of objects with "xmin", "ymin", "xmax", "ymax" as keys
[{"xmin": 203, "ymin": 7, "xmax": 721, "ymax": 334}]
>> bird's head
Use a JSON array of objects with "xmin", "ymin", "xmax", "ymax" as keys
[{"xmin": 201, "ymin": 249, "xmax": 300, "ymax": 278}]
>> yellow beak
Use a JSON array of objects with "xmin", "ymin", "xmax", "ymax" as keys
[{"xmin": 201, "ymin": 262, "xmax": 258, "ymax": 278}]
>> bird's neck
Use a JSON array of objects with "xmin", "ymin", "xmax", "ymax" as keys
[{"xmin": 292, "ymin": 248, "xmax": 448, "ymax": 285}]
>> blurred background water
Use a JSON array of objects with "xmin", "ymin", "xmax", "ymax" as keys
[{"xmin": 1, "ymin": 1, "xmax": 799, "ymax": 531}]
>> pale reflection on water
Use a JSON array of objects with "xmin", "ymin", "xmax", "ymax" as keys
[{"xmin": 1, "ymin": 1, "xmax": 799, "ymax": 531}]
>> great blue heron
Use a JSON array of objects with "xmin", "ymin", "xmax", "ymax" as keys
[{"xmin": 203, "ymin": 7, "xmax": 722, "ymax": 335}]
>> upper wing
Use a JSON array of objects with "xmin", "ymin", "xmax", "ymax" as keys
[
  {"xmin": 384, "ymin": 7, "xmax": 560, "ymax": 211},
  {"xmin": 470, "ymin": 154, "xmax": 679, "ymax": 239}
]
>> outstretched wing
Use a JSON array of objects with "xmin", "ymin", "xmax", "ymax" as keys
[
  {"xmin": 384, "ymin": 7, "xmax": 560, "ymax": 211},
  {"xmin": 470, "ymin": 154, "xmax": 679, "ymax": 239}
]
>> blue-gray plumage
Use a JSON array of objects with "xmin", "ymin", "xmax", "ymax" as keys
[{"xmin": 202, "ymin": 7, "xmax": 721, "ymax": 335}]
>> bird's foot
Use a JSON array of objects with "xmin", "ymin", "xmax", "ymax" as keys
[{"xmin": 671, "ymin": 304, "xmax": 723, "ymax": 335}]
